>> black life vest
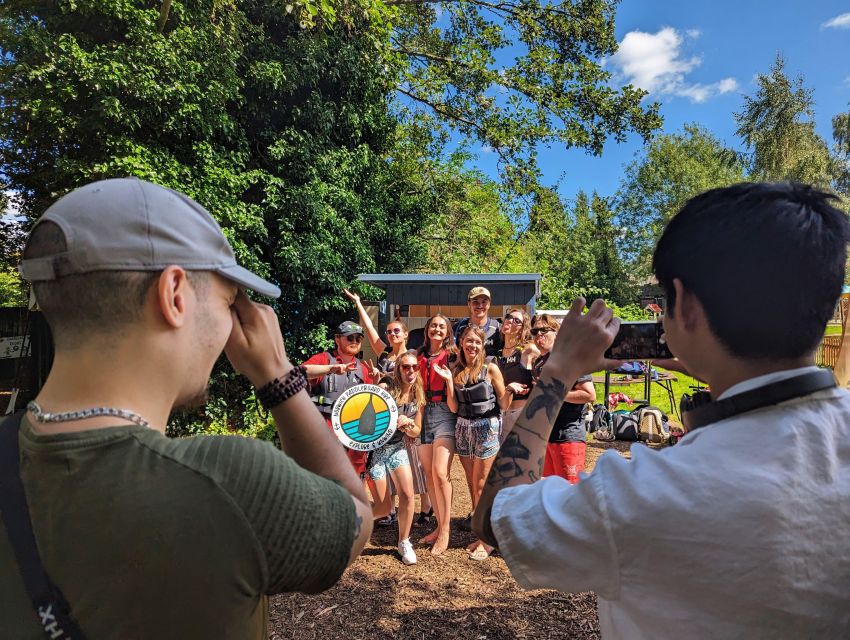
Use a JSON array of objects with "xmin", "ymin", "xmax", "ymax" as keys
[
  {"xmin": 309, "ymin": 352, "xmax": 365, "ymax": 416},
  {"xmin": 454, "ymin": 317, "xmax": 503, "ymax": 358},
  {"xmin": 498, "ymin": 347, "xmax": 533, "ymax": 400},
  {"xmin": 455, "ymin": 366, "xmax": 498, "ymax": 419}
]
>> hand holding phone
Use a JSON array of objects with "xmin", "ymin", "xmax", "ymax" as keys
[{"xmin": 603, "ymin": 321, "xmax": 672, "ymax": 360}]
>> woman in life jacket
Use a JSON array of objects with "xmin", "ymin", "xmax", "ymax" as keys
[
  {"xmin": 416, "ymin": 313, "xmax": 458, "ymax": 556},
  {"xmin": 438, "ymin": 325, "xmax": 514, "ymax": 560},
  {"xmin": 531, "ymin": 314, "xmax": 596, "ymax": 485},
  {"xmin": 369, "ymin": 350, "xmax": 424, "ymax": 566},
  {"xmin": 344, "ymin": 288, "xmax": 409, "ymax": 377},
  {"xmin": 497, "ymin": 308, "xmax": 540, "ymax": 437}
]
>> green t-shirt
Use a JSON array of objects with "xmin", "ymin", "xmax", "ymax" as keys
[{"xmin": 1, "ymin": 417, "xmax": 355, "ymax": 639}]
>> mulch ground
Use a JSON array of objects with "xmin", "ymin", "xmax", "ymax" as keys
[{"xmin": 270, "ymin": 440, "xmax": 636, "ymax": 640}]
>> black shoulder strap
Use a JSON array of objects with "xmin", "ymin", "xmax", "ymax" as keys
[
  {"xmin": 683, "ymin": 369, "xmax": 837, "ymax": 431},
  {"xmin": 0, "ymin": 412, "xmax": 87, "ymax": 640}
]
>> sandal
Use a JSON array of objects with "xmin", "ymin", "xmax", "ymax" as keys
[{"xmin": 469, "ymin": 546, "xmax": 490, "ymax": 561}]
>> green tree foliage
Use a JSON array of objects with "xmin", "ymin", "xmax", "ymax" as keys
[
  {"xmin": 0, "ymin": 1, "xmax": 431, "ymax": 357},
  {"xmin": 615, "ymin": 124, "xmax": 745, "ymax": 276},
  {"xmin": 417, "ymin": 169, "xmax": 520, "ymax": 272},
  {"xmin": 734, "ymin": 55, "xmax": 834, "ymax": 188},
  {"xmin": 832, "ymin": 105, "xmax": 850, "ymax": 196},
  {"xmin": 387, "ymin": 0, "xmax": 663, "ymax": 191},
  {"xmin": 520, "ymin": 188, "xmax": 631, "ymax": 307},
  {"xmin": 0, "ymin": 0, "xmax": 435, "ymax": 432},
  {"xmin": 0, "ymin": 217, "xmax": 27, "ymax": 307}
]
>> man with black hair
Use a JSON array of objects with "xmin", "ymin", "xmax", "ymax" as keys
[
  {"xmin": 0, "ymin": 178, "xmax": 373, "ymax": 639},
  {"xmin": 473, "ymin": 183, "xmax": 850, "ymax": 638}
]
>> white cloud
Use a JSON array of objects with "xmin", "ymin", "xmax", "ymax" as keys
[
  {"xmin": 822, "ymin": 12, "xmax": 850, "ymax": 29},
  {"xmin": 609, "ymin": 27, "xmax": 738, "ymax": 103},
  {"xmin": 686, "ymin": 28, "xmax": 701, "ymax": 39}
]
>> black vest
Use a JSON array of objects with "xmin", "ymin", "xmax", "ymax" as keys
[
  {"xmin": 455, "ymin": 367, "xmax": 498, "ymax": 419},
  {"xmin": 309, "ymin": 352, "xmax": 365, "ymax": 416}
]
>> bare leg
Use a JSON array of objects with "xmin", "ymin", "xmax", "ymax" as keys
[
  {"xmin": 370, "ymin": 475, "xmax": 393, "ymax": 520},
  {"xmin": 430, "ymin": 437, "xmax": 455, "ymax": 556},
  {"xmin": 389, "ymin": 464, "xmax": 415, "ymax": 543},
  {"xmin": 419, "ymin": 490, "xmax": 432, "ymax": 514},
  {"xmin": 459, "ymin": 455, "xmax": 475, "ymax": 510},
  {"xmin": 417, "ymin": 443, "xmax": 439, "ymax": 544}
]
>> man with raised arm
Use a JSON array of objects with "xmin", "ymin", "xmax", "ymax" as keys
[
  {"xmin": 0, "ymin": 178, "xmax": 372, "ymax": 639},
  {"xmin": 474, "ymin": 183, "xmax": 850, "ymax": 638}
]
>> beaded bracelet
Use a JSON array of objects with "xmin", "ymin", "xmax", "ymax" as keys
[{"xmin": 256, "ymin": 365, "xmax": 308, "ymax": 410}]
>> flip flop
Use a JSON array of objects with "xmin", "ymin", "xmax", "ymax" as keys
[{"xmin": 469, "ymin": 547, "xmax": 490, "ymax": 561}]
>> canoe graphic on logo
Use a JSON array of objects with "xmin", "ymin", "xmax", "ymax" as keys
[{"xmin": 331, "ymin": 384, "xmax": 398, "ymax": 451}]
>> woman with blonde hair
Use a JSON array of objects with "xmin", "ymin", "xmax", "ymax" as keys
[
  {"xmin": 437, "ymin": 325, "xmax": 514, "ymax": 559},
  {"xmin": 369, "ymin": 350, "xmax": 425, "ymax": 565}
]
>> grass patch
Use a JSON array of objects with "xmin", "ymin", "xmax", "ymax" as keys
[{"xmin": 592, "ymin": 368, "xmax": 705, "ymax": 423}]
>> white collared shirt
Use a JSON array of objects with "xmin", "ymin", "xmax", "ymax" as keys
[{"xmin": 492, "ymin": 370, "xmax": 850, "ymax": 639}]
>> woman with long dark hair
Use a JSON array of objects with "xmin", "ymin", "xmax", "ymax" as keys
[{"xmin": 417, "ymin": 313, "xmax": 457, "ymax": 556}]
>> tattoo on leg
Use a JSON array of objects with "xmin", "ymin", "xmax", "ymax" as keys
[
  {"xmin": 525, "ymin": 377, "xmax": 567, "ymax": 422},
  {"xmin": 354, "ymin": 513, "xmax": 363, "ymax": 539}
]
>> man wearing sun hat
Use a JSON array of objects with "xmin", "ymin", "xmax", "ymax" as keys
[
  {"xmin": 453, "ymin": 286, "xmax": 503, "ymax": 358},
  {"xmin": 0, "ymin": 178, "xmax": 372, "ymax": 639}
]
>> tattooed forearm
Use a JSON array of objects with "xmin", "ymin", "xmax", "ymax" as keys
[
  {"xmin": 487, "ymin": 432, "xmax": 531, "ymax": 488},
  {"xmin": 524, "ymin": 377, "xmax": 568, "ymax": 422}
]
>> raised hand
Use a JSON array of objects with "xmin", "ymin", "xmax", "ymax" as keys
[
  {"xmin": 365, "ymin": 359, "xmax": 381, "ymax": 381},
  {"xmin": 225, "ymin": 290, "xmax": 290, "ymax": 387},
  {"xmin": 506, "ymin": 382, "xmax": 528, "ymax": 395},
  {"xmin": 432, "ymin": 363, "xmax": 453, "ymax": 382},
  {"xmin": 343, "ymin": 288, "xmax": 361, "ymax": 304},
  {"xmin": 545, "ymin": 298, "xmax": 621, "ymax": 379},
  {"xmin": 328, "ymin": 361, "xmax": 358, "ymax": 375}
]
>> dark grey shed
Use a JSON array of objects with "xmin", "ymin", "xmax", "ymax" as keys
[
  {"xmin": 355, "ymin": 274, "xmax": 541, "ymax": 356},
  {"xmin": 357, "ymin": 272, "xmax": 541, "ymax": 309}
]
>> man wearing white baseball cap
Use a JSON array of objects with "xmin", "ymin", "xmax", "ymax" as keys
[{"xmin": 0, "ymin": 178, "xmax": 372, "ymax": 639}]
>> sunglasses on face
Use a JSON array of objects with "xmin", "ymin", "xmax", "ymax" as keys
[
  {"xmin": 400, "ymin": 363, "xmax": 419, "ymax": 372},
  {"xmin": 530, "ymin": 327, "xmax": 554, "ymax": 336},
  {"xmin": 386, "ymin": 327, "xmax": 404, "ymax": 336},
  {"xmin": 344, "ymin": 334, "xmax": 364, "ymax": 343},
  {"xmin": 503, "ymin": 315, "xmax": 523, "ymax": 325}
]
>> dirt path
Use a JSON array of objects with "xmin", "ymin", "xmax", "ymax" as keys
[{"xmin": 270, "ymin": 441, "xmax": 635, "ymax": 639}]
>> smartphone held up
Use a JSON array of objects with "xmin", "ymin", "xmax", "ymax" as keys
[{"xmin": 604, "ymin": 321, "xmax": 672, "ymax": 360}]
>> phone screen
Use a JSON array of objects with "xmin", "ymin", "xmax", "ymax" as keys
[{"xmin": 604, "ymin": 321, "xmax": 672, "ymax": 360}]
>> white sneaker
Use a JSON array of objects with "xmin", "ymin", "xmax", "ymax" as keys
[{"xmin": 398, "ymin": 538, "xmax": 417, "ymax": 565}]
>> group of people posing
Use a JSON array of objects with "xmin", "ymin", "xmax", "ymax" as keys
[{"xmin": 301, "ymin": 285, "xmax": 597, "ymax": 565}]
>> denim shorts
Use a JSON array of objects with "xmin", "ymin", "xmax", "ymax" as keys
[
  {"xmin": 368, "ymin": 439, "xmax": 410, "ymax": 481},
  {"xmin": 421, "ymin": 402, "xmax": 457, "ymax": 445},
  {"xmin": 455, "ymin": 415, "xmax": 502, "ymax": 459}
]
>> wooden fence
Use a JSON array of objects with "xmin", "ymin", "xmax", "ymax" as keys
[{"xmin": 817, "ymin": 335, "xmax": 843, "ymax": 368}]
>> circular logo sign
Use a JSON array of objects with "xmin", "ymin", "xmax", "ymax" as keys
[{"xmin": 331, "ymin": 384, "xmax": 398, "ymax": 451}]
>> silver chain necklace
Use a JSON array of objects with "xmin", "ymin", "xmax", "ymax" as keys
[{"xmin": 27, "ymin": 401, "xmax": 151, "ymax": 429}]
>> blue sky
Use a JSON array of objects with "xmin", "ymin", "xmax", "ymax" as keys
[{"xmin": 473, "ymin": 0, "xmax": 850, "ymax": 205}]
